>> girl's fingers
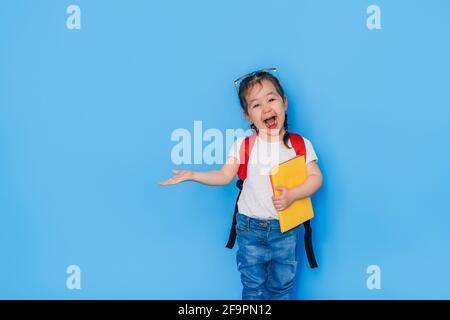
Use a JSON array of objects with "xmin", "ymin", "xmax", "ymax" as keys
[
  {"xmin": 274, "ymin": 202, "xmax": 285, "ymax": 209},
  {"xmin": 171, "ymin": 177, "xmax": 184, "ymax": 184},
  {"xmin": 160, "ymin": 170, "xmax": 190, "ymax": 186},
  {"xmin": 160, "ymin": 177, "xmax": 177, "ymax": 186}
]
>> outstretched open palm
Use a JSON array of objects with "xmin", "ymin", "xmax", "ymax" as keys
[{"xmin": 159, "ymin": 170, "xmax": 193, "ymax": 186}]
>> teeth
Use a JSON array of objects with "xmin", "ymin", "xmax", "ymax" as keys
[
  {"xmin": 264, "ymin": 116, "xmax": 277, "ymax": 129},
  {"xmin": 264, "ymin": 116, "xmax": 276, "ymax": 123}
]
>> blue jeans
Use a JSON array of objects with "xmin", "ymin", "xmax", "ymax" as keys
[{"xmin": 235, "ymin": 212, "xmax": 300, "ymax": 300}]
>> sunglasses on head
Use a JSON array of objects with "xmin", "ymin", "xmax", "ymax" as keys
[{"xmin": 233, "ymin": 67, "xmax": 278, "ymax": 93}]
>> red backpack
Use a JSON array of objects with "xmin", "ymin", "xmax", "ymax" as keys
[{"xmin": 225, "ymin": 132, "xmax": 318, "ymax": 269}]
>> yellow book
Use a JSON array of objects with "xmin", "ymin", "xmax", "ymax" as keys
[{"xmin": 269, "ymin": 155, "xmax": 314, "ymax": 232}]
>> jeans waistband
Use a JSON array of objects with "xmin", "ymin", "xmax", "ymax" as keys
[{"xmin": 237, "ymin": 212, "xmax": 280, "ymax": 231}]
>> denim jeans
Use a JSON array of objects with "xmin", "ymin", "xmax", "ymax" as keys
[{"xmin": 235, "ymin": 212, "xmax": 300, "ymax": 300}]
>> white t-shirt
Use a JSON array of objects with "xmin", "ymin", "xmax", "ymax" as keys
[{"xmin": 227, "ymin": 134, "xmax": 318, "ymax": 220}]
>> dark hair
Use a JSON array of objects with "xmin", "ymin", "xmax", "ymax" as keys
[{"xmin": 237, "ymin": 71, "xmax": 291, "ymax": 149}]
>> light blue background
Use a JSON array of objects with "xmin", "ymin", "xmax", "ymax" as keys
[{"xmin": 1, "ymin": 0, "xmax": 449, "ymax": 299}]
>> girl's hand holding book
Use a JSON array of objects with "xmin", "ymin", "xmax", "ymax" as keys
[{"xmin": 272, "ymin": 186, "xmax": 294, "ymax": 211}]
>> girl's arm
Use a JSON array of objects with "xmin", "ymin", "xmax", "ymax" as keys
[
  {"xmin": 272, "ymin": 160, "xmax": 323, "ymax": 211},
  {"xmin": 289, "ymin": 160, "xmax": 323, "ymax": 200},
  {"xmin": 159, "ymin": 156, "xmax": 240, "ymax": 186}
]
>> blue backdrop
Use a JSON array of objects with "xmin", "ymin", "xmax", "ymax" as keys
[{"xmin": 1, "ymin": 0, "xmax": 449, "ymax": 299}]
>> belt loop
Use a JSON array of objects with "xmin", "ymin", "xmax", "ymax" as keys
[{"xmin": 270, "ymin": 219, "xmax": 274, "ymax": 231}]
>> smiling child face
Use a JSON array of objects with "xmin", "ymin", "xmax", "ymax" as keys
[{"xmin": 243, "ymin": 79, "xmax": 287, "ymax": 139}]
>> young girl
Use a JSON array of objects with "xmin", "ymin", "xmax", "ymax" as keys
[{"xmin": 160, "ymin": 69, "xmax": 323, "ymax": 300}]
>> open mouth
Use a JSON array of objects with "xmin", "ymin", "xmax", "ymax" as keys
[{"xmin": 263, "ymin": 115, "xmax": 278, "ymax": 129}]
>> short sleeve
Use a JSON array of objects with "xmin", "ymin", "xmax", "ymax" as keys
[
  {"xmin": 227, "ymin": 137, "xmax": 245, "ymax": 164},
  {"xmin": 303, "ymin": 137, "xmax": 318, "ymax": 164}
]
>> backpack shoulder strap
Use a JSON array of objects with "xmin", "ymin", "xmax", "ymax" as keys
[
  {"xmin": 288, "ymin": 132, "xmax": 306, "ymax": 157},
  {"xmin": 226, "ymin": 133, "xmax": 257, "ymax": 249},
  {"xmin": 237, "ymin": 133, "xmax": 257, "ymax": 181},
  {"xmin": 289, "ymin": 132, "xmax": 318, "ymax": 268}
]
